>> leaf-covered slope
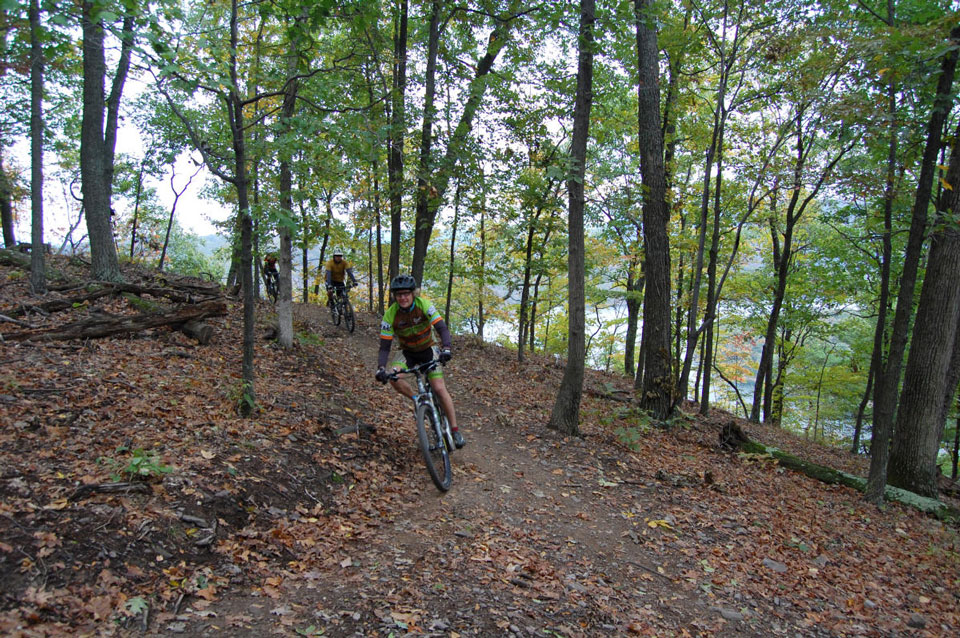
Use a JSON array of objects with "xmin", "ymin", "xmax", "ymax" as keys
[{"xmin": 1, "ymin": 258, "xmax": 958, "ymax": 637}]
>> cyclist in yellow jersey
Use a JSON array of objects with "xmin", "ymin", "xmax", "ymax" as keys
[
  {"xmin": 324, "ymin": 249, "xmax": 358, "ymax": 306},
  {"xmin": 375, "ymin": 274, "xmax": 464, "ymax": 449}
]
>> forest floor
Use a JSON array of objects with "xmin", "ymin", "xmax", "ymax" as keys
[{"xmin": 1, "ymin": 257, "xmax": 959, "ymax": 638}]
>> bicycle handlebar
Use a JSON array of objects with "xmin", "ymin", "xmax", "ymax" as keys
[{"xmin": 386, "ymin": 359, "xmax": 445, "ymax": 381}]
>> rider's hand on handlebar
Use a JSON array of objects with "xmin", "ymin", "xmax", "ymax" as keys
[
  {"xmin": 375, "ymin": 367, "xmax": 390, "ymax": 384},
  {"xmin": 438, "ymin": 349, "xmax": 452, "ymax": 363}
]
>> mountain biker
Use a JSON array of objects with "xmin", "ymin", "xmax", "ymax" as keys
[
  {"xmin": 324, "ymin": 249, "xmax": 358, "ymax": 307},
  {"xmin": 263, "ymin": 253, "xmax": 279, "ymax": 289},
  {"xmin": 375, "ymin": 274, "xmax": 464, "ymax": 449}
]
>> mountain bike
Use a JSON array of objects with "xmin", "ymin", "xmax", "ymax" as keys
[
  {"xmin": 386, "ymin": 360, "xmax": 454, "ymax": 492},
  {"xmin": 329, "ymin": 284, "xmax": 355, "ymax": 333},
  {"xmin": 264, "ymin": 271, "xmax": 279, "ymax": 304}
]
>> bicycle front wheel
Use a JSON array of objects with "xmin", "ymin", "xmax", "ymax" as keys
[
  {"xmin": 416, "ymin": 403, "xmax": 451, "ymax": 492},
  {"xmin": 330, "ymin": 300, "xmax": 341, "ymax": 325},
  {"xmin": 344, "ymin": 299, "xmax": 355, "ymax": 333}
]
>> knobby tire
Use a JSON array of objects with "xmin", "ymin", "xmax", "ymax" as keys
[
  {"xmin": 416, "ymin": 403, "xmax": 451, "ymax": 492},
  {"xmin": 344, "ymin": 299, "xmax": 355, "ymax": 333},
  {"xmin": 266, "ymin": 277, "xmax": 278, "ymax": 304},
  {"xmin": 331, "ymin": 299, "xmax": 341, "ymax": 326}
]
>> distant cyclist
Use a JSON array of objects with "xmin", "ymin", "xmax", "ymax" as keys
[
  {"xmin": 324, "ymin": 249, "xmax": 358, "ymax": 307},
  {"xmin": 375, "ymin": 274, "xmax": 464, "ymax": 449},
  {"xmin": 263, "ymin": 253, "xmax": 279, "ymax": 288}
]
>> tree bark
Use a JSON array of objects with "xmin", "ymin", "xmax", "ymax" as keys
[
  {"xmin": 29, "ymin": 0, "xmax": 46, "ymax": 294},
  {"xmin": 0, "ymin": 152, "xmax": 15, "ymax": 249},
  {"xmin": 1, "ymin": 299, "xmax": 226, "ymax": 342},
  {"xmin": 887, "ymin": 126, "xmax": 960, "ymax": 498},
  {"xmin": 80, "ymin": 4, "xmax": 133, "ymax": 282},
  {"xmin": 635, "ymin": 0, "xmax": 672, "ymax": 420},
  {"xmin": 387, "ymin": 0, "xmax": 408, "ymax": 285},
  {"xmin": 866, "ymin": 25, "xmax": 960, "ymax": 504},
  {"xmin": 548, "ymin": 0, "xmax": 595, "ymax": 436}
]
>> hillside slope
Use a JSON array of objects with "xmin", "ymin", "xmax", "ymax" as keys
[{"xmin": 1, "ymin": 258, "xmax": 958, "ymax": 637}]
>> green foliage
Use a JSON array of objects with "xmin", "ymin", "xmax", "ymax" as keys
[
  {"xmin": 228, "ymin": 381, "xmax": 257, "ymax": 416},
  {"xmin": 296, "ymin": 331, "xmax": 324, "ymax": 347},
  {"xmin": 97, "ymin": 447, "xmax": 174, "ymax": 482}
]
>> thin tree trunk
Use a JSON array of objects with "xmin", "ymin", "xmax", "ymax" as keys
[
  {"xmin": 410, "ymin": 7, "xmax": 516, "ymax": 284},
  {"xmin": 29, "ymin": 0, "xmax": 46, "ymax": 294},
  {"xmin": 387, "ymin": 0, "xmax": 408, "ymax": 283},
  {"xmin": 1, "ymin": 151, "xmax": 16, "ymax": 248},
  {"xmin": 445, "ymin": 177, "xmax": 461, "ymax": 323},
  {"xmin": 549, "ymin": 0, "xmax": 595, "ymax": 436}
]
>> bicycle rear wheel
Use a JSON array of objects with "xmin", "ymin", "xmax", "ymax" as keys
[
  {"xmin": 344, "ymin": 299, "xmax": 355, "ymax": 333},
  {"xmin": 416, "ymin": 403, "xmax": 451, "ymax": 491}
]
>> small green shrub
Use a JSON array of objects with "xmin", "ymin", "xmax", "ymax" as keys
[{"xmin": 98, "ymin": 447, "xmax": 173, "ymax": 481}]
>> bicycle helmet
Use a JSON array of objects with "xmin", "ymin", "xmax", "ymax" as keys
[
  {"xmin": 390, "ymin": 274, "xmax": 418, "ymax": 292},
  {"xmin": 332, "ymin": 248, "xmax": 343, "ymax": 257}
]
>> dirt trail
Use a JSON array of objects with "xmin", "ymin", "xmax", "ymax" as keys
[{"xmin": 166, "ymin": 305, "xmax": 770, "ymax": 638}]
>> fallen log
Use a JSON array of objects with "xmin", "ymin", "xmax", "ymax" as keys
[
  {"xmin": 0, "ymin": 247, "xmax": 69, "ymax": 282},
  {"xmin": 0, "ymin": 299, "xmax": 226, "ymax": 342},
  {"xmin": 181, "ymin": 319, "xmax": 214, "ymax": 344},
  {"xmin": 720, "ymin": 421, "xmax": 959, "ymax": 521},
  {"xmin": 120, "ymin": 292, "xmax": 217, "ymax": 344}
]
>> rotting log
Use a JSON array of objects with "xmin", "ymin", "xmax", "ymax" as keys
[
  {"xmin": 10, "ymin": 281, "xmax": 221, "ymax": 318},
  {"xmin": 0, "ymin": 247, "xmax": 69, "ymax": 282},
  {"xmin": 0, "ymin": 299, "xmax": 226, "ymax": 342},
  {"xmin": 119, "ymin": 293, "xmax": 218, "ymax": 344},
  {"xmin": 720, "ymin": 421, "xmax": 959, "ymax": 521}
]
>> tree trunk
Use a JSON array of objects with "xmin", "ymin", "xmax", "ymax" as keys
[
  {"xmin": 635, "ymin": 0, "xmax": 672, "ymax": 420},
  {"xmin": 80, "ymin": 5, "xmax": 133, "ymax": 282},
  {"xmin": 275, "ymin": 15, "xmax": 304, "ymax": 349},
  {"xmin": 226, "ymin": 0, "xmax": 256, "ymax": 416},
  {"xmin": 549, "ymin": 0, "xmax": 594, "ymax": 437},
  {"xmin": 477, "ymin": 182, "xmax": 487, "ymax": 341},
  {"xmin": 445, "ymin": 177, "xmax": 461, "ymax": 323},
  {"xmin": 387, "ymin": 0, "xmax": 408, "ymax": 284},
  {"xmin": 887, "ymin": 127, "xmax": 960, "ymax": 498},
  {"xmin": 699, "ymin": 115, "xmax": 728, "ymax": 416},
  {"xmin": 410, "ymin": 7, "xmax": 515, "ymax": 284},
  {"xmin": 412, "ymin": 0, "xmax": 442, "ymax": 284},
  {"xmin": 866, "ymin": 25, "xmax": 960, "ymax": 504},
  {"xmin": 0, "ymin": 152, "xmax": 15, "ymax": 248},
  {"xmin": 623, "ymin": 259, "xmax": 642, "ymax": 378},
  {"xmin": 29, "ymin": 0, "xmax": 46, "ymax": 295}
]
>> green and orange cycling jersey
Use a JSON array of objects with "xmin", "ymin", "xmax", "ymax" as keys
[{"xmin": 379, "ymin": 296, "xmax": 443, "ymax": 353}]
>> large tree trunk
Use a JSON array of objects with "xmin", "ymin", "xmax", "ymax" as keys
[
  {"xmin": 275, "ymin": 14, "xmax": 305, "ymax": 349},
  {"xmin": 887, "ymin": 127, "xmax": 960, "ymax": 498},
  {"xmin": 29, "ymin": 0, "xmax": 46, "ymax": 295},
  {"xmin": 548, "ymin": 0, "xmax": 595, "ymax": 436},
  {"xmin": 80, "ymin": 5, "xmax": 133, "ymax": 282},
  {"xmin": 866, "ymin": 25, "xmax": 960, "ymax": 504},
  {"xmin": 387, "ymin": 0, "xmax": 408, "ymax": 285},
  {"xmin": 635, "ymin": 0, "xmax": 672, "ymax": 420}
]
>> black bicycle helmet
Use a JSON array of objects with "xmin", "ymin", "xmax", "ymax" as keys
[{"xmin": 390, "ymin": 274, "xmax": 418, "ymax": 292}]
